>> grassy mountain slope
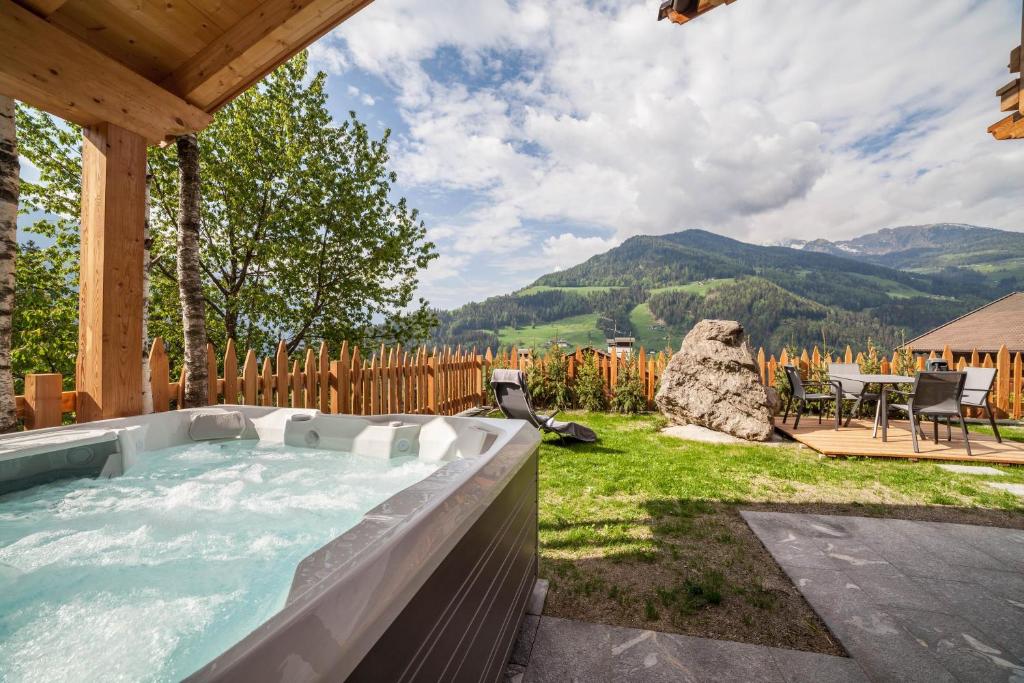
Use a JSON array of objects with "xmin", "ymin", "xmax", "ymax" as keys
[{"xmin": 431, "ymin": 227, "xmax": 1020, "ymax": 353}]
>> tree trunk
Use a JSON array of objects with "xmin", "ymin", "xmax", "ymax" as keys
[
  {"xmin": 0, "ymin": 97, "xmax": 18, "ymax": 432},
  {"xmin": 141, "ymin": 166, "xmax": 153, "ymax": 413},
  {"xmin": 225, "ymin": 307, "xmax": 237, "ymax": 345},
  {"xmin": 176, "ymin": 134, "xmax": 207, "ymax": 408}
]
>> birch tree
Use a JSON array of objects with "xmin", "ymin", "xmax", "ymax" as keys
[
  {"xmin": 175, "ymin": 134, "xmax": 207, "ymax": 407},
  {"xmin": 0, "ymin": 97, "xmax": 18, "ymax": 431}
]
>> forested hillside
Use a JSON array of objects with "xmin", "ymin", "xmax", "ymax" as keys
[{"xmin": 431, "ymin": 227, "xmax": 1021, "ymax": 353}]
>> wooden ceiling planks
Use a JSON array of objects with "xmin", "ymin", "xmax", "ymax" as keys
[
  {"xmin": 172, "ymin": 0, "xmax": 372, "ymax": 111},
  {"xmin": 1, "ymin": 0, "xmax": 374, "ymax": 140},
  {"xmin": 0, "ymin": 0, "xmax": 211, "ymax": 141},
  {"xmin": 47, "ymin": 0, "xmax": 204, "ymax": 82}
]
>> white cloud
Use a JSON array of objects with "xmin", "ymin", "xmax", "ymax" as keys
[
  {"xmin": 541, "ymin": 233, "xmax": 621, "ymax": 271},
  {"xmin": 308, "ymin": 42, "xmax": 348, "ymax": 75},
  {"xmin": 320, "ymin": 0, "xmax": 1024, "ymax": 306}
]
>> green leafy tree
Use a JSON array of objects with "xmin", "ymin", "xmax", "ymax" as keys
[
  {"xmin": 15, "ymin": 51, "xmax": 437, "ymax": 381},
  {"xmin": 147, "ymin": 52, "xmax": 437, "ymax": 358},
  {"xmin": 12, "ymin": 104, "xmax": 81, "ymax": 391}
]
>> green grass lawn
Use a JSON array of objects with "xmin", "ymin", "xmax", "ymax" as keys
[{"xmin": 536, "ymin": 411, "xmax": 1024, "ymax": 652}]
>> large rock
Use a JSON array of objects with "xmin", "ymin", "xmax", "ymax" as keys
[{"xmin": 655, "ymin": 319, "xmax": 776, "ymax": 442}]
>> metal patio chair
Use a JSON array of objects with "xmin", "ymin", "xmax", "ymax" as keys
[
  {"xmin": 961, "ymin": 367, "xmax": 1001, "ymax": 443},
  {"xmin": 828, "ymin": 362, "xmax": 880, "ymax": 427},
  {"xmin": 887, "ymin": 371, "xmax": 971, "ymax": 456},
  {"xmin": 781, "ymin": 365, "xmax": 842, "ymax": 430}
]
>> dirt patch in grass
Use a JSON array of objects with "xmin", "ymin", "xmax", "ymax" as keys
[
  {"xmin": 741, "ymin": 501, "xmax": 1024, "ymax": 529},
  {"xmin": 540, "ymin": 503, "xmax": 846, "ymax": 656}
]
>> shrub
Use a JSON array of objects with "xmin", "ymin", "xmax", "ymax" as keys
[
  {"xmin": 526, "ymin": 344, "xmax": 572, "ymax": 410},
  {"xmin": 485, "ymin": 352, "xmax": 511, "ymax": 405},
  {"xmin": 573, "ymin": 352, "xmax": 608, "ymax": 411},
  {"xmin": 611, "ymin": 359, "xmax": 647, "ymax": 414}
]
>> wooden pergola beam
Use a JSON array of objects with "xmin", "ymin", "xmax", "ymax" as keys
[
  {"xmin": 0, "ymin": 0, "xmax": 211, "ymax": 142},
  {"xmin": 77, "ymin": 123, "xmax": 147, "ymax": 421},
  {"xmin": 162, "ymin": 0, "xmax": 373, "ymax": 112},
  {"xmin": 989, "ymin": 112, "xmax": 1024, "ymax": 140},
  {"xmin": 13, "ymin": 0, "xmax": 66, "ymax": 17}
]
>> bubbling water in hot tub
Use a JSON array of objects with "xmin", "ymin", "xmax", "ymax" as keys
[{"xmin": 0, "ymin": 436, "xmax": 443, "ymax": 682}]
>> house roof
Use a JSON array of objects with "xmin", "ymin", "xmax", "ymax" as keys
[
  {"xmin": 1, "ymin": 0, "xmax": 373, "ymax": 142},
  {"xmin": 904, "ymin": 292, "xmax": 1024, "ymax": 353}
]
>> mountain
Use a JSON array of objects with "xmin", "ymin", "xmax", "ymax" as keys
[
  {"xmin": 430, "ymin": 226, "xmax": 1022, "ymax": 353},
  {"xmin": 781, "ymin": 223, "xmax": 1024, "ymax": 277}
]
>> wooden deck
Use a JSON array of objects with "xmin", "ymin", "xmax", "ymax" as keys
[{"xmin": 776, "ymin": 418, "xmax": 1024, "ymax": 465}]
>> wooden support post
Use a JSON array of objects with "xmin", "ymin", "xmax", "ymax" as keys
[
  {"xmin": 76, "ymin": 122, "xmax": 146, "ymax": 422},
  {"xmin": 24, "ymin": 373, "xmax": 63, "ymax": 429}
]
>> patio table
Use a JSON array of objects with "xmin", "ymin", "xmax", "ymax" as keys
[{"xmin": 828, "ymin": 372, "xmax": 914, "ymax": 443}]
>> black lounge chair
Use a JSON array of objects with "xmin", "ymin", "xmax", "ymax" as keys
[
  {"xmin": 490, "ymin": 369, "xmax": 597, "ymax": 443},
  {"xmin": 887, "ymin": 371, "xmax": 972, "ymax": 456}
]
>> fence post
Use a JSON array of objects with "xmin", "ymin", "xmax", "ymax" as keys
[
  {"xmin": 149, "ymin": 338, "xmax": 170, "ymax": 412},
  {"xmin": 351, "ymin": 346, "xmax": 363, "ymax": 415},
  {"xmin": 428, "ymin": 348, "xmax": 438, "ymax": 414},
  {"xmin": 24, "ymin": 373, "xmax": 63, "ymax": 429},
  {"xmin": 305, "ymin": 348, "xmax": 316, "ymax": 410},
  {"xmin": 242, "ymin": 349, "xmax": 258, "ymax": 405},
  {"xmin": 261, "ymin": 357, "xmax": 273, "ymax": 407},
  {"xmin": 1014, "ymin": 352, "xmax": 1023, "ymax": 420},
  {"xmin": 291, "ymin": 359, "xmax": 303, "ymax": 408},
  {"xmin": 206, "ymin": 342, "xmax": 218, "ymax": 406},
  {"xmin": 223, "ymin": 339, "xmax": 238, "ymax": 405},
  {"xmin": 319, "ymin": 342, "xmax": 331, "ymax": 413}
]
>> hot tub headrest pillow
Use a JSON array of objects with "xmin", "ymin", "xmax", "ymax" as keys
[{"xmin": 188, "ymin": 411, "xmax": 246, "ymax": 441}]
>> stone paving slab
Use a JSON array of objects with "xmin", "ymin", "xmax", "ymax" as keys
[
  {"xmin": 522, "ymin": 616, "xmax": 867, "ymax": 683},
  {"xmin": 743, "ymin": 511, "xmax": 1024, "ymax": 682},
  {"xmin": 936, "ymin": 464, "xmax": 1007, "ymax": 476},
  {"xmin": 985, "ymin": 481, "xmax": 1024, "ymax": 498}
]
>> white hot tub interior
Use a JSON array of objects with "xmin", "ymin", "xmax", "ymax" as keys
[{"xmin": 0, "ymin": 408, "xmax": 513, "ymax": 682}]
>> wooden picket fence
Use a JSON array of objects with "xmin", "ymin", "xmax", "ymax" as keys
[
  {"xmin": 19, "ymin": 339, "xmax": 1021, "ymax": 430},
  {"xmin": 756, "ymin": 344, "xmax": 1024, "ymax": 420},
  {"xmin": 14, "ymin": 341, "xmax": 673, "ymax": 430}
]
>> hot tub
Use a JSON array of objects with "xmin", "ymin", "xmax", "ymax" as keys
[{"xmin": 0, "ymin": 406, "xmax": 540, "ymax": 682}]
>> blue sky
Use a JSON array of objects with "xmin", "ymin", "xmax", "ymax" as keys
[
  {"xmin": 302, "ymin": 0, "xmax": 1024, "ymax": 310},
  {"xmin": 21, "ymin": 1, "xmax": 1023, "ymax": 310}
]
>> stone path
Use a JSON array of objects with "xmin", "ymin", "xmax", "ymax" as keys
[
  {"xmin": 936, "ymin": 464, "xmax": 1007, "ymax": 476},
  {"xmin": 743, "ymin": 511, "xmax": 1024, "ymax": 682},
  {"xmin": 985, "ymin": 481, "xmax": 1024, "ymax": 498},
  {"xmin": 520, "ymin": 617, "xmax": 866, "ymax": 682}
]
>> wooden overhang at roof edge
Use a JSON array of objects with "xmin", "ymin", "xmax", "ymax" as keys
[
  {"xmin": 1, "ymin": 0, "xmax": 374, "ymax": 142},
  {"xmin": 657, "ymin": 0, "xmax": 736, "ymax": 26},
  {"xmin": 990, "ymin": 1, "xmax": 1023, "ymax": 140},
  {"xmin": 0, "ymin": 0, "xmax": 375, "ymax": 420}
]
